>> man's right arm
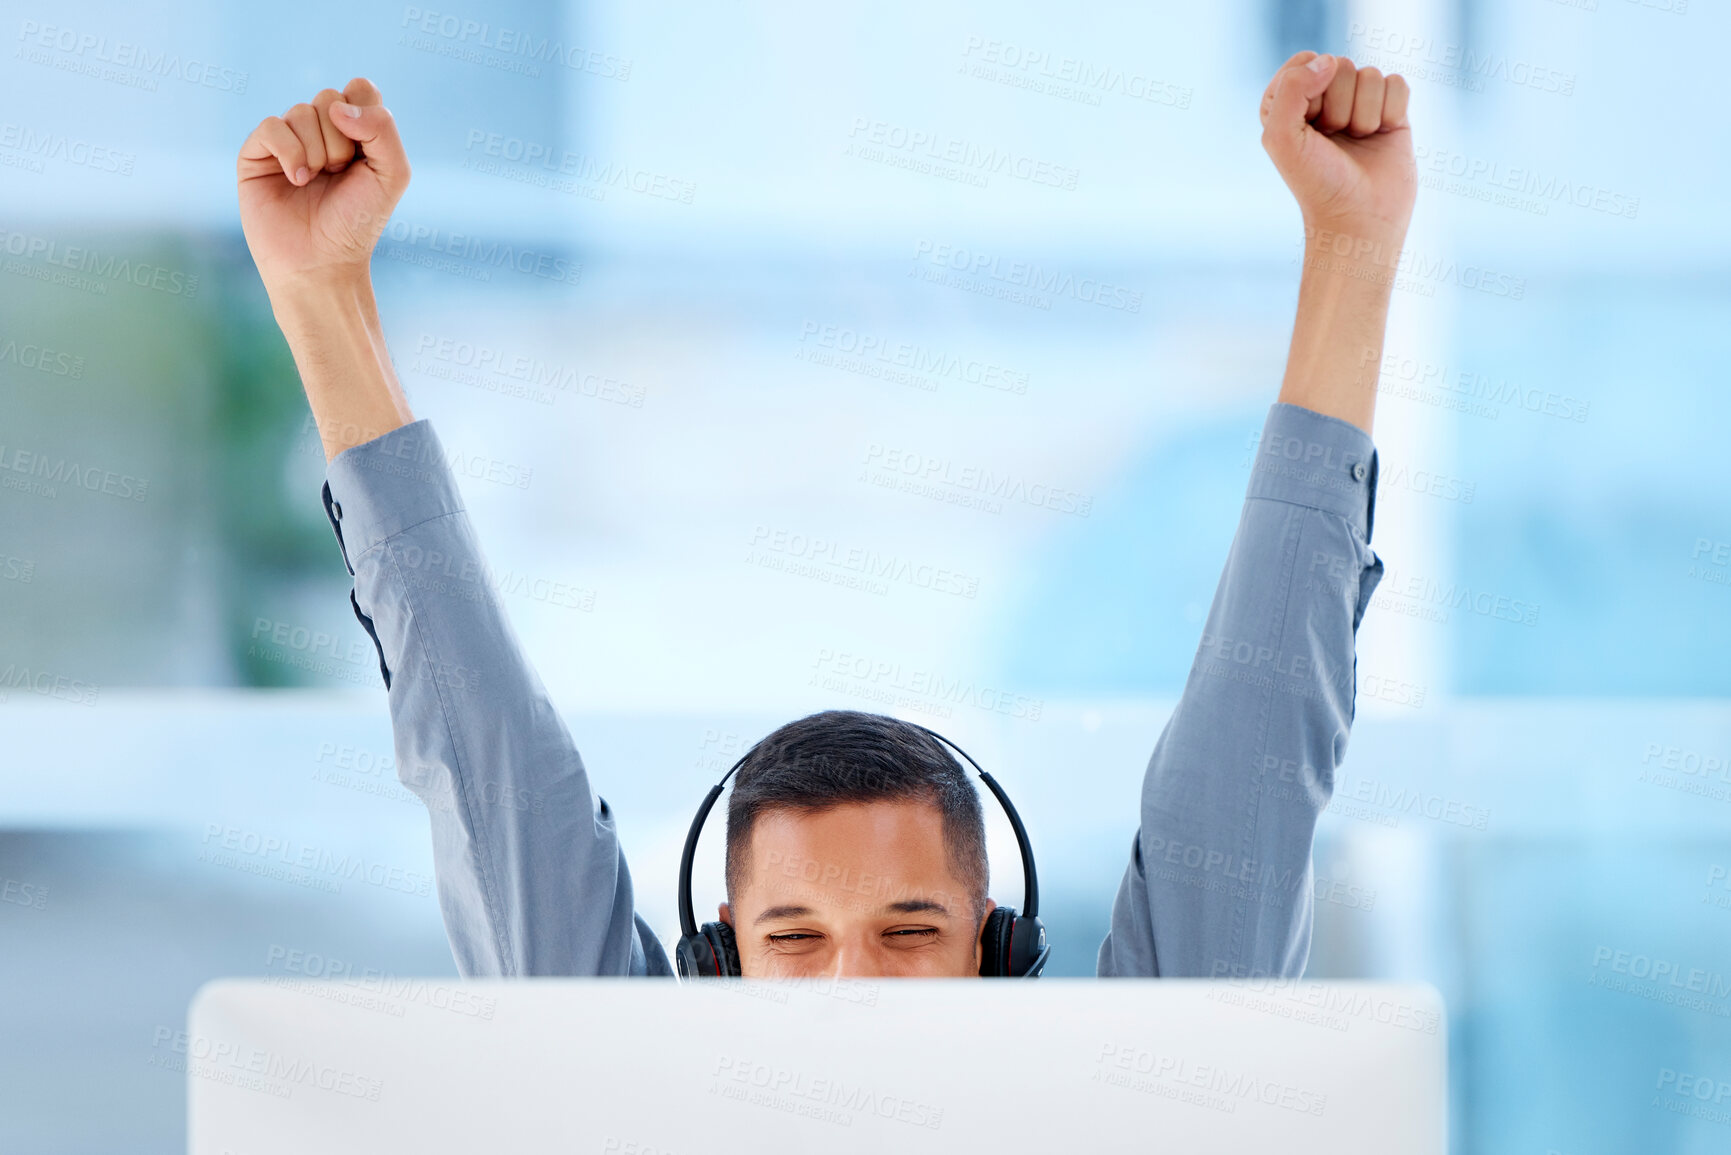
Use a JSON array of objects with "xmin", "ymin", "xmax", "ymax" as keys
[
  {"xmin": 238, "ymin": 79, "xmax": 669, "ymax": 977},
  {"xmin": 322, "ymin": 418, "xmax": 670, "ymax": 977}
]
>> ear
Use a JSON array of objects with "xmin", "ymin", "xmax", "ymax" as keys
[
  {"xmin": 972, "ymin": 897, "xmax": 998, "ymax": 971},
  {"xmin": 718, "ymin": 901, "xmax": 732, "ymax": 927}
]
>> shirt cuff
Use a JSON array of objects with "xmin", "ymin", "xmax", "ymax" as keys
[
  {"xmin": 1246, "ymin": 402, "xmax": 1380, "ymax": 543},
  {"xmin": 321, "ymin": 419, "xmax": 464, "ymax": 573}
]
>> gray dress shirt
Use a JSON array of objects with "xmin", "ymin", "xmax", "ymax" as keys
[{"xmin": 319, "ymin": 401, "xmax": 1381, "ymax": 979}]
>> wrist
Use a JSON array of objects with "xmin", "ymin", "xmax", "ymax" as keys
[
  {"xmin": 1299, "ymin": 231, "xmax": 1404, "ymax": 303},
  {"xmin": 263, "ymin": 267, "xmax": 415, "ymax": 461},
  {"xmin": 266, "ymin": 265, "xmax": 375, "ymax": 325},
  {"xmin": 1301, "ymin": 215, "xmax": 1408, "ymax": 267}
]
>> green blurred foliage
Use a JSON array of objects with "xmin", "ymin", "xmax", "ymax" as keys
[{"xmin": 0, "ymin": 230, "xmax": 347, "ymax": 688}]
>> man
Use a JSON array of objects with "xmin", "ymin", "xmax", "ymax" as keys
[{"xmin": 236, "ymin": 50, "xmax": 1410, "ymax": 980}]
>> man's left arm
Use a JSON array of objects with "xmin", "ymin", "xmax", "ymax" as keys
[{"xmin": 1098, "ymin": 52, "xmax": 1415, "ymax": 978}]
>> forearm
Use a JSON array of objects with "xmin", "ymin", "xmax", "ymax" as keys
[
  {"xmin": 1276, "ymin": 228, "xmax": 1400, "ymax": 435},
  {"xmin": 270, "ymin": 271, "xmax": 415, "ymax": 461}
]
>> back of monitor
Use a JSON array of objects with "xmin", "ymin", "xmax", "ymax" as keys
[{"xmin": 187, "ymin": 976, "xmax": 1445, "ymax": 1153}]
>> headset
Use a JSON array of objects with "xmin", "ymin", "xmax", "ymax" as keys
[{"xmin": 675, "ymin": 721, "xmax": 1049, "ymax": 980}]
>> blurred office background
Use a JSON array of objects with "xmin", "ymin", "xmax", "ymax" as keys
[{"xmin": 2, "ymin": 0, "xmax": 1728, "ymax": 1150}]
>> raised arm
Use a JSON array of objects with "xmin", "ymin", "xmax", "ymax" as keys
[
  {"xmin": 1097, "ymin": 53, "xmax": 1414, "ymax": 979},
  {"xmin": 237, "ymin": 80, "xmax": 669, "ymax": 977}
]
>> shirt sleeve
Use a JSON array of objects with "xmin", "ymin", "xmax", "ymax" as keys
[
  {"xmin": 1096, "ymin": 402, "xmax": 1384, "ymax": 979},
  {"xmin": 321, "ymin": 419, "xmax": 672, "ymax": 979}
]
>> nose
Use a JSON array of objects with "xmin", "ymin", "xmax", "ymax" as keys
[{"xmin": 826, "ymin": 937, "xmax": 888, "ymax": 979}]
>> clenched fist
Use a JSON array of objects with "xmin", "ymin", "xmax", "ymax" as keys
[
  {"xmin": 1260, "ymin": 52, "xmax": 1415, "ymax": 249},
  {"xmin": 237, "ymin": 78, "xmax": 410, "ymax": 290}
]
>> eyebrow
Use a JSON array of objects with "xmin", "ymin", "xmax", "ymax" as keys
[
  {"xmin": 752, "ymin": 899, "xmax": 952, "ymax": 925},
  {"xmin": 754, "ymin": 904, "xmax": 814, "ymax": 925}
]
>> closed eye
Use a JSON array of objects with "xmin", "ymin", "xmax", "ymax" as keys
[{"xmin": 766, "ymin": 928, "xmax": 940, "ymax": 945}]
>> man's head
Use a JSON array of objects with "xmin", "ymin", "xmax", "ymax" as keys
[{"xmin": 718, "ymin": 710, "xmax": 993, "ymax": 978}]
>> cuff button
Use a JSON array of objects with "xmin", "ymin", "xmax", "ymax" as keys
[
  {"xmin": 331, "ymin": 500, "xmax": 344, "ymax": 520},
  {"xmin": 1351, "ymin": 463, "xmax": 1368, "ymax": 482}
]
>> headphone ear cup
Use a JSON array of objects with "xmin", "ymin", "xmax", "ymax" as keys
[
  {"xmin": 702, "ymin": 920, "xmax": 741, "ymax": 977},
  {"xmin": 675, "ymin": 931, "xmax": 717, "ymax": 978},
  {"xmin": 1007, "ymin": 915, "xmax": 1048, "ymax": 978},
  {"xmin": 978, "ymin": 907, "xmax": 1049, "ymax": 978},
  {"xmin": 978, "ymin": 907, "xmax": 1016, "ymax": 977}
]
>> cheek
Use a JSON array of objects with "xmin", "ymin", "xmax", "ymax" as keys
[
  {"xmin": 892, "ymin": 936, "xmax": 980, "ymax": 978},
  {"xmin": 750, "ymin": 953, "xmax": 825, "ymax": 980}
]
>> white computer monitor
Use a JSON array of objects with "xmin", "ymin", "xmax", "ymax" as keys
[{"xmin": 186, "ymin": 976, "xmax": 1446, "ymax": 1152}]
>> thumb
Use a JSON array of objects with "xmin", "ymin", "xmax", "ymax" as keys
[
  {"xmin": 328, "ymin": 100, "xmax": 411, "ymax": 195},
  {"xmin": 1262, "ymin": 55, "xmax": 1338, "ymax": 171}
]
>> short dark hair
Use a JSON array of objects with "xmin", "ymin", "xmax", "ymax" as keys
[{"xmin": 724, "ymin": 710, "xmax": 988, "ymax": 923}]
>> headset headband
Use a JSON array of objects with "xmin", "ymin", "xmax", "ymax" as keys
[{"xmin": 676, "ymin": 722, "xmax": 1039, "ymax": 939}]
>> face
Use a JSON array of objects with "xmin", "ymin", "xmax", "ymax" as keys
[{"xmin": 721, "ymin": 798, "xmax": 993, "ymax": 978}]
